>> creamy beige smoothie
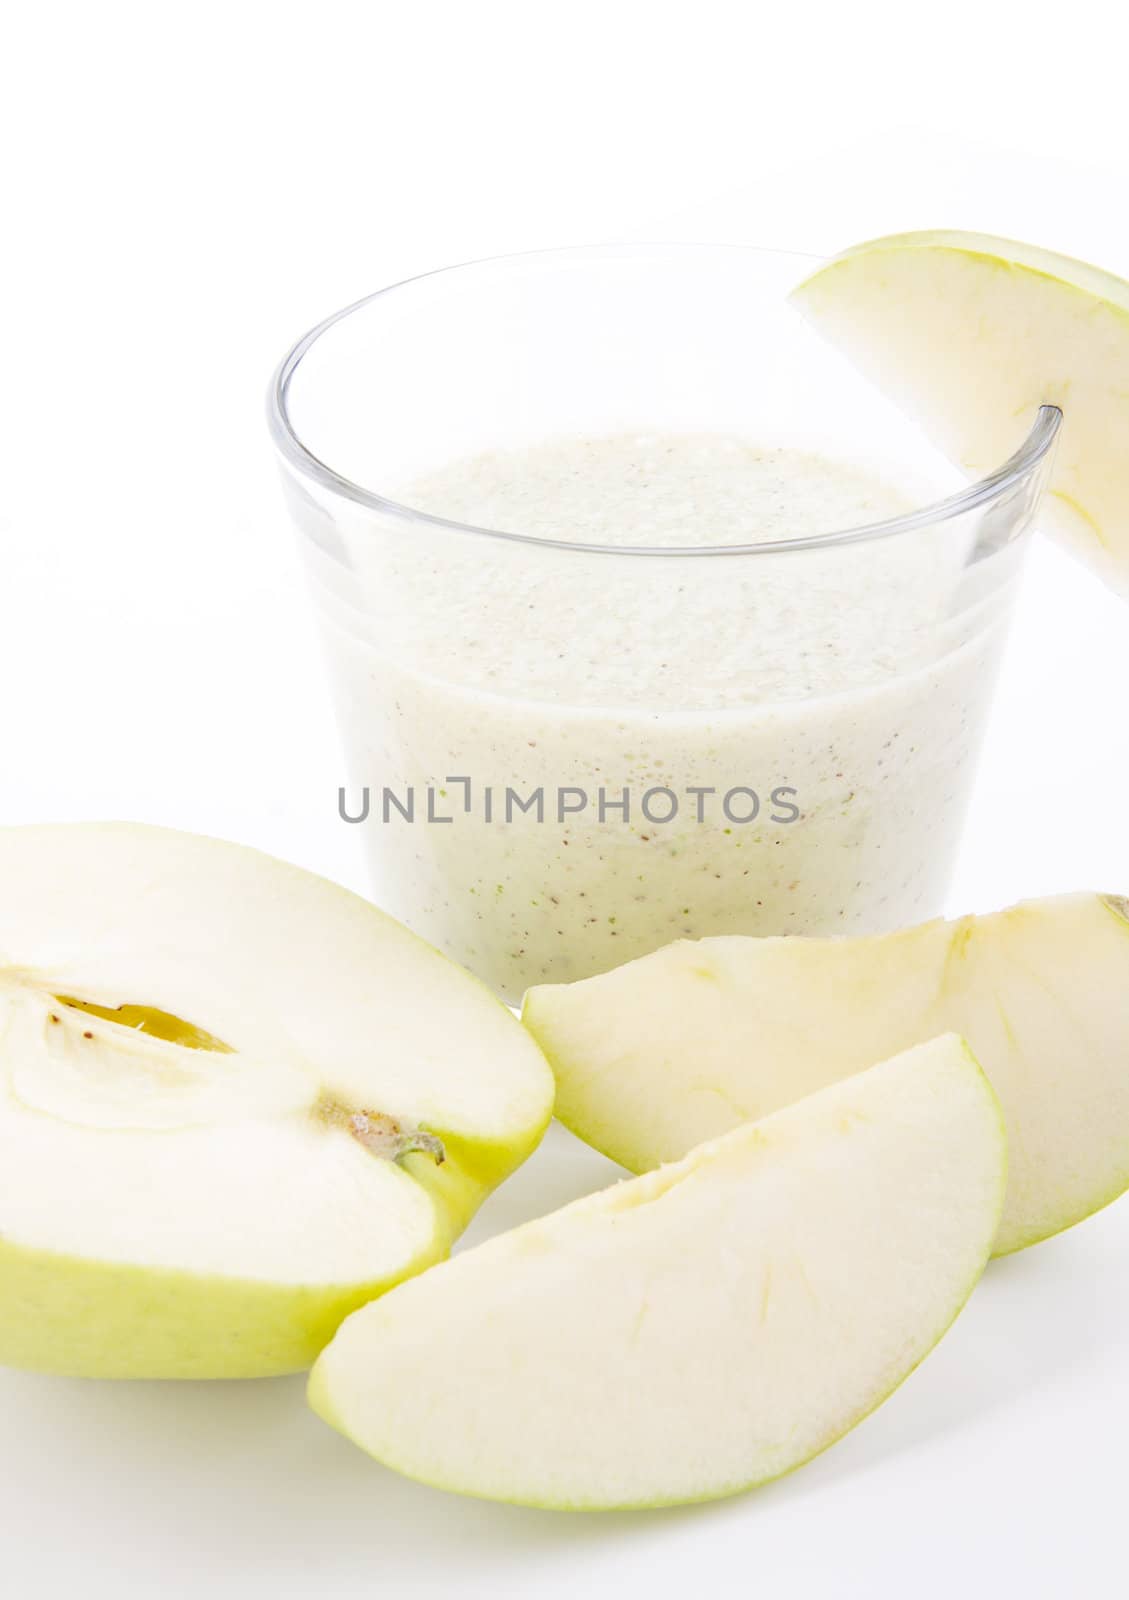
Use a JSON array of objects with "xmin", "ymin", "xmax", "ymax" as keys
[{"xmin": 312, "ymin": 431, "xmax": 1009, "ymax": 1000}]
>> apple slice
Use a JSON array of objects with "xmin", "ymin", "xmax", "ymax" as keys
[
  {"xmin": 309, "ymin": 1035, "xmax": 1004, "ymax": 1509},
  {"xmin": 0, "ymin": 823, "xmax": 553, "ymax": 1379},
  {"xmin": 791, "ymin": 230, "xmax": 1129, "ymax": 597},
  {"xmin": 524, "ymin": 893, "xmax": 1129, "ymax": 1256}
]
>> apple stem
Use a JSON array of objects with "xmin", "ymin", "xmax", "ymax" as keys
[{"xmin": 348, "ymin": 1110, "xmax": 446, "ymax": 1165}]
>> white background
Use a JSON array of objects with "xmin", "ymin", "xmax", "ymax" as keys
[{"xmin": 2, "ymin": 3, "xmax": 1128, "ymax": 1595}]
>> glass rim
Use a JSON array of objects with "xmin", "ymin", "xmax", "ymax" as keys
[{"xmin": 267, "ymin": 241, "xmax": 1064, "ymax": 560}]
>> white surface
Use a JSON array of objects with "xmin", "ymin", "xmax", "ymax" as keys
[{"xmin": 2, "ymin": 2, "xmax": 1128, "ymax": 1594}]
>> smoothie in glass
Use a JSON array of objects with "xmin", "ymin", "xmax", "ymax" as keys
[
  {"xmin": 316, "ymin": 432, "xmax": 1015, "ymax": 996},
  {"xmin": 269, "ymin": 245, "xmax": 1059, "ymax": 1000}
]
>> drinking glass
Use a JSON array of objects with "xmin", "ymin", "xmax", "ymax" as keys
[{"xmin": 269, "ymin": 244, "xmax": 1060, "ymax": 1001}]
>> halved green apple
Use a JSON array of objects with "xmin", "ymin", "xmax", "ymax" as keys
[
  {"xmin": 524, "ymin": 894, "xmax": 1129, "ymax": 1255},
  {"xmin": 792, "ymin": 230, "xmax": 1129, "ymax": 596},
  {"xmin": 309, "ymin": 1035, "xmax": 1005, "ymax": 1510},
  {"xmin": 0, "ymin": 823, "xmax": 553, "ymax": 1378}
]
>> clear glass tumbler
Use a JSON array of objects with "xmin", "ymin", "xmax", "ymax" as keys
[{"xmin": 269, "ymin": 244, "xmax": 1060, "ymax": 1002}]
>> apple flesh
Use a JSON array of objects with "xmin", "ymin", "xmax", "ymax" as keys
[
  {"xmin": 309, "ymin": 1035, "xmax": 1005, "ymax": 1510},
  {"xmin": 0, "ymin": 823, "xmax": 554, "ymax": 1378},
  {"xmin": 791, "ymin": 230, "xmax": 1129, "ymax": 598},
  {"xmin": 524, "ymin": 893, "xmax": 1129, "ymax": 1256}
]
